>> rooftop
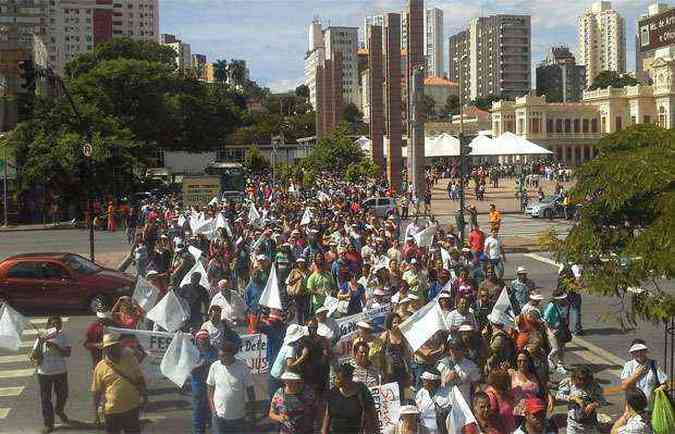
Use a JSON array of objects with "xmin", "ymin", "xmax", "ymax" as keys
[{"xmin": 424, "ymin": 76, "xmax": 458, "ymax": 86}]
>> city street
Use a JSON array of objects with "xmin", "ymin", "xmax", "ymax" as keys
[{"xmin": 0, "ymin": 225, "xmax": 668, "ymax": 433}]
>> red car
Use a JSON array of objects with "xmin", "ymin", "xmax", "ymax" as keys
[{"xmin": 0, "ymin": 253, "xmax": 136, "ymax": 312}]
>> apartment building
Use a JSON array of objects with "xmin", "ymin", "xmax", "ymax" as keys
[
  {"xmin": 448, "ymin": 14, "xmax": 531, "ymax": 103},
  {"xmin": 160, "ymin": 33, "xmax": 191, "ymax": 73},
  {"xmin": 578, "ymin": 1, "xmax": 625, "ymax": 87},
  {"xmin": 424, "ymin": 7, "xmax": 443, "ymax": 77},
  {"xmin": 46, "ymin": 0, "xmax": 159, "ymax": 74}
]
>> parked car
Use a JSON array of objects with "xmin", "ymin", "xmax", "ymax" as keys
[
  {"xmin": 362, "ymin": 197, "xmax": 398, "ymax": 218},
  {"xmin": 525, "ymin": 196, "xmax": 562, "ymax": 219},
  {"xmin": 0, "ymin": 253, "xmax": 136, "ymax": 312}
]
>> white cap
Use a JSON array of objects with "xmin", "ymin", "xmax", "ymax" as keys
[
  {"xmin": 280, "ymin": 371, "xmax": 302, "ymax": 381},
  {"xmin": 420, "ymin": 371, "xmax": 441, "ymax": 380},
  {"xmin": 283, "ymin": 324, "xmax": 307, "ymax": 345},
  {"xmin": 553, "ymin": 293, "xmax": 568, "ymax": 300},
  {"xmin": 461, "ymin": 247, "xmax": 471, "ymax": 253},
  {"xmin": 356, "ymin": 321, "xmax": 371, "ymax": 329},
  {"xmin": 296, "ymin": 257, "xmax": 306, "ymax": 262},
  {"xmin": 517, "ymin": 266, "xmax": 528, "ymax": 274},
  {"xmin": 373, "ymin": 288, "xmax": 386, "ymax": 296},
  {"xmin": 529, "ymin": 293, "xmax": 545, "ymax": 301},
  {"xmin": 629, "ymin": 343, "xmax": 648, "ymax": 353},
  {"xmin": 407, "ymin": 294, "xmax": 420, "ymax": 301},
  {"xmin": 438, "ymin": 292, "xmax": 452, "ymax": 300},
  {"xmin": 315, "ymin": 306, "xmax": 329, "ymax": 315},
  {"xmin": 458, "ymin": 324, "xmax": 474, "ymax": 332},
  {"xmin": 96, "ymin": 311, "xmax": 112, "ymax": 319},
  {"xmin": 256, "ymin": 254, "xmax": 268, "ymax": 261},
  {"xmin": 399, "ymin": 405, "xmax": 419, "ymax": 415},
  {"xmin": 145, "ymin": 270, "xmax": 159, "ymax": 277}
]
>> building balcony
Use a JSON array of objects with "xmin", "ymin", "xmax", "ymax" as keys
[{"xmin": 544, "ymin": 132, "xmax": 602, "ymax": 139}]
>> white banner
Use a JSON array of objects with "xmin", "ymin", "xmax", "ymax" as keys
[
  {"xmin": 488, "ymin": 287, "xmax": 515, "ymax": 328},
  {"xmin": 237, "ymin": 333, "xmax": 268, "ymax": 375},
  {"xmin": 106, "ymin": 327, "xmax": 176, "ymax": 381},
  {"xmin": 370, "ymin": 382, "xmax": 401, "ymax": 433},
  {"xmin": 334, "ymin": 304, "xmax": 391, "ymax": 337}
]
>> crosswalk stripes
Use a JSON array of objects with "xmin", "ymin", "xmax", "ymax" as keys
[{"xmin": 0, "ymin": 316, "xmax": 62, "ymax": 422}]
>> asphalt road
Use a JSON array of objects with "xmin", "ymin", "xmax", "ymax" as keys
[{"xmin": 0, "ymin": 229, "xmax": 668, "ymax": 433}]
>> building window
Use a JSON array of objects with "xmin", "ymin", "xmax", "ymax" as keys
[
  {"xmin": 555, "ymin": 119, "xmax": 563, "ymax": 133},
  {"xmin": 644, "ymin": 115, "xmax": 651, "ymax": 124},
  {"xmin": 615, "ymin": 116, "xmax": 622, "ymax": 131},
  {"xmin": 582, "ymin": 118, "xmax": 589, "ymax": 133},
  {"xmin": 601, "ymin": 117, "xmax": 607, "ymax": 132},
  {"xmin": 564, "ymin": 119, "xmax": 571, "ymax": 133},
  {"xmin": 547, "ymin": 119, "xmax": 554, "ymax": 134},
  {"xmin": 591, "ymin": 118, "xmax": 598, "ymax": 133},
  {"xmin": 573, "ymin": 119, "xmax": 580, "ymax": 133}
]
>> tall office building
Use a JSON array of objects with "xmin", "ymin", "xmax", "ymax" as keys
[
  {"xmin": 0, "ymin": 0, "xmax": 47, "ymax": 51},
  {"xmin": 323, "ymin": 26, "xmax": 359, "ymax": 107},
  {"xmin": 448, "ymin": 14, "xmax": 531, "ymax": 102},
  {"xmin": 304, "ymin": 19, "xmax": 325, "ymax": 109},
  {"xmin": 46, "ymin": 0, "xmax": 159, "ymax": 74},
  {"xmin": 636, "ymin": 3, "xmax": 675, "ymax": 79},
  {"xmin": 578, "ymin": 1, "xmax": 626, "ymax": 87},
  {"xmin": 364, "ymin": 14, "xmax": 407, "ymax": 51},
  {"xmin": 424, "ymin": 7, "xmax": 443, "ymax": 77},
  {"xmin": 536, "ymin": 47, "xmax": 586, "ymax": 102}
]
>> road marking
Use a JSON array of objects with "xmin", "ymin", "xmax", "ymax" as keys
[
  {"xmin": 19, "ymin": 340, "xmax": 35, "ymax": 348},
  {"xmin": 21, "ymin": 329, "xmax": 41, "ymax": 336},
  {"xmin": 0, "ymin": 408, "xmax": 9, "ymax": 419},
  {"xmin": 29, "ymin": 317, "xmax": 70, "ymax": 325},
  {"xmin": 0, "ymin": 368, "xmax": 34, "ymax": 379},
  {"xmin": 0, "ymin": 387, "xmax": 24, "ymax": 397},
  {"xmin": 524, "ymin": 253, "xmax": 561, "ymax": 267},
  {"xmin": 573, "ymin": 336, "xmax": 627, "ymax": 367},
  {"xmin": 0, "ymin": 355, "xmax": 28, "ymax": 364}
]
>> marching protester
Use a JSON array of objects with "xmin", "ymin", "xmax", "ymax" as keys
[
  {"xmin": 5, "ymin": 169, "xmax": 659, "ymax": 434},
  {"xmin": 31, "ymin": 316, "xmax": 72, "ymax": 434}
]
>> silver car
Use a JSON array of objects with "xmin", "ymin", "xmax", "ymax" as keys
[{"xmin": 525, "ymin": 196, "xmax": 561, "ymax": 218}]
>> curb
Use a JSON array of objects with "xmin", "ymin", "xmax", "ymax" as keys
[{"xmin": 0, "ymin": 225, "xmax": 80, "ymax": 233}]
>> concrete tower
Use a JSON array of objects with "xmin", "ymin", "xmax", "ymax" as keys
[
  {"xmin": 384, "ymin": 13, "xmax": 403, "ymax": 191},
  {"xmin": 368, "ymin": 26, "xmax": 385, "ymax": 171}
]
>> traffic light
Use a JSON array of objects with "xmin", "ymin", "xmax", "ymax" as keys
[{"xmin": 18, "ymin": 58, "xmax": 36, "ymax": 92}]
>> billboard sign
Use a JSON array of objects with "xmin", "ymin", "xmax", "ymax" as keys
[{"xmin": 639, "ymin": 8, "xmax": 675, "ymax": 52}]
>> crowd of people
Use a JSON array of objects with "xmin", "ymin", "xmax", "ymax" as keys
[{"xmin": 27, "ymin": 174, "xmax": 669, "ymax": 434}]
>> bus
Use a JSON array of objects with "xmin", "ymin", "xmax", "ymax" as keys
[{"xmin": 204, "ymin": 161, "xmax": 247, "ymax": 201}]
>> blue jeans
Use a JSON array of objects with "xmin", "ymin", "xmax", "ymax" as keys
[
  {"xmin": 490, "ymin": 258, "xmax": 504, "ymax": 279},
  {"xmin": 191, "ymin": 380, "xmax": 210, "ymax": 434},
  {"xmin": 212, "ymin": 416, "xmax": 247, "ymax": 434},
  {"xmin": 568, "ymin": 292, "xmax": 583, "ymax": 334}
]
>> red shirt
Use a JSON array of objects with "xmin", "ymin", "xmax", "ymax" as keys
[
  {"xmin": 468, "ymin": 230, "xmax": 485, "ymax": 253},
  {"xmin": 84, "ymin": 321, "xmax": 105, "ymax": 365}
]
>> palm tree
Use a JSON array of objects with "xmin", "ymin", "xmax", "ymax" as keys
[
  {"xmin": 213, "ymin": 59, "xmax": 228, "ymax": 83},
  {"xmin": 228, "ymin": 59, "xmax": 248, "ymax": 88}
]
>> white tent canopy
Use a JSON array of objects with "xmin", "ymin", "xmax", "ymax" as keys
[
  {"xmin": 492, "ymin": 132, "xmax": 554, "ymax": 156},
  {"xmin": 355, "ymin": 131, "xmax": 552, "ymax": 158}
]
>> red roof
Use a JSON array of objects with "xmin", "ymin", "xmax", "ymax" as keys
[{"xmin": 424, "ymin": 76, "xmax": 458, "ymax": 86}]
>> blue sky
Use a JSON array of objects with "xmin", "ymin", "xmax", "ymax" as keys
[{"xmin": 160, "ymin": 0, "xmax": 651, "ymax": 92}]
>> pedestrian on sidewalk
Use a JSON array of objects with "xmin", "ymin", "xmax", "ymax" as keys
[
  {"xmin": 92, "ymin": 334, "xmax": 147, "ymax": 434},
  {"xmin": 31, "ymin": 316, "xmax": 71, "ymax": 434}
]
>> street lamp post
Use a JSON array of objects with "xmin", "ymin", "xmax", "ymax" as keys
[{"xmin": 455, "ymin": 55, "xmax": 468, "ymax": 243}]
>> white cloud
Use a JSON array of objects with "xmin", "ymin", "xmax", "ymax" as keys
[{"xmin": 265, "ymin": 77, "xmax": 304, "ymax": 93}]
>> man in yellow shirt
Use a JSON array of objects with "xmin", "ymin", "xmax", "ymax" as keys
[
  {"xmin": 488, "ymin": 204, "xmax": 502, "ymax": 233},
  {"xmin": 91, "ymin": 334, "xmax": 147, "ymax": 433}
]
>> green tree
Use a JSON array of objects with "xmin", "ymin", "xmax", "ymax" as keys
[
  {"xmin": 345, "ymin": 159, "xmax": 380, "ymax": 183},
  {"xmin": 213, "ymin": 59, "xmax": 228, "ymax": 83},
  {"xmin": 589, "ymin": 71, "xmax": 639, "ymax": 91},
  {"xmin": 243, "ymin": 146, "xmax": 270, "ymax": 174},
  {"xmin": 470, "ymin": 95, "xmax": 502, "ymax": 111},
  {"xmin": 541, "ymin": 124, "xmax": 675, "ymax": 324},
  {"xmin": 228, "ymin": 59, "xmax": 248, "ymax": 88},
  {"xmin": 342, "ymin": 102, "xmax": 365, "ymax": 134},
  {"xmin": 295, "ymin": 84, "xmax": 310, "ymax": 100},
  {"xmin": 438, "ymin": 94, "xmax": 460, "ymax": 119},
  {"xmin": 422, "ymin": 94, "xmax": 437, "ymax": 120},
  {"xmin": 305, "ymin": 126, "xmax": 364, "ymax": 172}
]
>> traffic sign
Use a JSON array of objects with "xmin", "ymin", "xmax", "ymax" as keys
[{"xmin": 82, "ymin": 143, "xmax": 92, "ymax": 158}]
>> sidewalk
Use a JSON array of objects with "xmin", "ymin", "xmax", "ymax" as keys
[{"xmin": 0, "ymin": 222, "xmax": 78, "ymax": 232}]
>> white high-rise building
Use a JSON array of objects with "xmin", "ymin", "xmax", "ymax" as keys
[
  {"xmin": 47, "ymin": 0, "xmax": 159, "ymax": 74},
  {"xmin": 424, "ymin": 7, "xmax": 444, "ymax": 77},
  {"xmin": 304, "ymin": 46, "xmax": 325, "ymax": 109},
  {"xmin": 578, "ymin": 1, "xmax": 626, "ymax": 87},
  {"xmin": 323, "ymin": 26, "xmax": 360, "ymax": 107}
]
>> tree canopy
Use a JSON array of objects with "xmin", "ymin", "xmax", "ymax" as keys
[
  {"xmin": 304, "ymin": 126, "xmax": 364, "ymax": 173},
  {"xmin": 589, "ymin": 71, "xmax": 639, "ymax": 91},
  {"xmin": 542, "ymin": 124, "xmax": 675, "ymax": 324}
]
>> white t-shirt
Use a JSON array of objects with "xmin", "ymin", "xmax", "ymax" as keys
[
  {"xmin": 415, "ymin": 387, "xmax": 450, "ymax": 433},
  {"xmin": 206, "ymin": 359, "xmax": 253, "ymax": 420},
  {"xmin": 621, "ymin": 359, "xmax": 668, "ymax": 404},
  {"xmin": 33, "ymin": 331, "xmax": 70, "ymax": 376},
  {"xmin": 483, "ymin": 236, "xmax": 502, "ymax": 260}
]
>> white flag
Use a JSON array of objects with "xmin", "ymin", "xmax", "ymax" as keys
[
  {"xmin": 0, "ymin": 303, "xmax": 27, "ymax": 352},
  {"xmin": 160, "ymin": 332, "xmax": 200, "ymax": 386},
  {"xmin": 398, "ymin": 300, "xmax": 447, "ymax": 352},
  {"xmin": 258, "ymin": 267, "xmax": 283, "ymax": 310},
  {"xmin": 132, "ymin": 277, "xmax": 160, "ymax": 312},
  {"xmin": 413, "ymin": 225, "xmax": 436, "ymax": 248},
  {"xmin": 208, "ymin": 196, "xmax": 219, "ymax": 206},
  {"xmin": 446, "ymin": 386, "xmax": 478, "ymax": 434},
  {"xmin": 248, "ymin": 203, "xmax": 261, "ymax": 222},
  {"xmin": 177, "ymin": 214, "xmax": 186, "ymax": 228},
  {"xmin": 188, "ymin": 246, "xmax": 203, "ymax": 261},
  {"xmin": 180, "ymin": 259, "xmax": 210, "ymax": 290},
  {"xmin": 488, "ymin": 287, "xmax": 516, "ymax": 328},
  {"xmin": 146, "ymin": 291, "xmax": 189, "ymax": 333},
  {"xmin": 440, "ymin": 248, "xmax": 452, "ymax": 270},
  {"xmin": 300, "ymin": 208, "xmax": 312, "ymax": 226}
]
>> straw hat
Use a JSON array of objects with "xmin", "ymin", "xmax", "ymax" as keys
[{"xmin": 97, "ymin": 334, "xmax": 120, "ymax": 349}]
